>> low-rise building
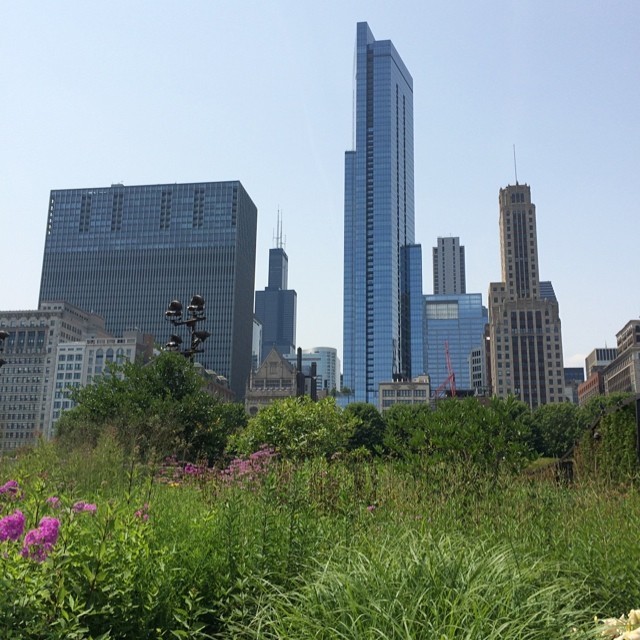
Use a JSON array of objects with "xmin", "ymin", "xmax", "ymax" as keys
[
  {"xmin": 378, "ymin": 375, "xmax": 430, "ymax": 412},
  {"xmin": 0, "ymin": 302, "xmax": 109, "ymax": 450},
  {"xmin": 603, "ymin": 320, "xmax": 640, "ymax": 395}
]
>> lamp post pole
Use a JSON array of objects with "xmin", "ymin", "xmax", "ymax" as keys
[{"xmin": 164, "ymin": 295, "xmax": 211, "ymax": 361}]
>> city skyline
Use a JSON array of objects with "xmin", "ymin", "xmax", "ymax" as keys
[{"xmin": 2, "ymin": 2, "xmax": 639, "ymax": 371}]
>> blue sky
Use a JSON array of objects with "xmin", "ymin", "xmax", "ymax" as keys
[{"xmin": 1, "ymin": 1, "xmax": 639, "ymax": 370}]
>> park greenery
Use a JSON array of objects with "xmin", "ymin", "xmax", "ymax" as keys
[{"xmin": 2, "ymin": 352, "xmax": 639, "ymax": 638}]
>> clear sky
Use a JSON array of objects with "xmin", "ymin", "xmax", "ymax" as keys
[{"xmin": 1, "ymin": 1, "xmax": 639, "ymax": 371}]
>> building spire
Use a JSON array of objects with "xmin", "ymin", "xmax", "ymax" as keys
[
  {"xmin": 513, "ymin": 144, "xmax": 519, "ymax": 185},
  {"xmin": 273, "ymin": 208, "xmax": 286, "ymax": 249}
]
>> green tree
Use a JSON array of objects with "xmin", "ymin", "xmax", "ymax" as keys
[
  {"xmin": 530, "ymin": 402, "xmax": 586, "ymax": 458},
  {"xmin": 343, "ymin": 402, "xmax": 386, "ymax": 454},
  {"xmin": 230, "ymin": 396, "xmax": 357, "ymax": 460},
  {"xmin": 382, "ymin": 403, "xmax": 433, "ymax": 457},
  {"xmin": 56, "ymin": 351, "xmax": 241, "ymax": 461}
]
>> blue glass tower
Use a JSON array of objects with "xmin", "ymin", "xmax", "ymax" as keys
[
  {"xmin": 38, "ymin": 181, "xmax": 257, "ymax": 399},
  {"xmin": 424, "ymin": 293, "xmax": 488, "ymax": 393},
  {"xmin": 343, "ymin": 22, "xmax": 420, "ymax": 404}
]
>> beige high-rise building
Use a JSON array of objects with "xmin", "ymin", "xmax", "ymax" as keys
[{"xmin": 487, "ymin": 184, "xmax": 565, "ymax": 408}]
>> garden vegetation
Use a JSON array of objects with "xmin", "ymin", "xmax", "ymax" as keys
[{"xmin": 1, "ymin": 353, "xmax": 639, "ymax": 638}]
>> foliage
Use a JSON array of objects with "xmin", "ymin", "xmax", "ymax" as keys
[
  {"xmin": 575, "ymin": 401, "xmax": 639, "ymax": 483},
  {"xmin": 3, "ymin": 423, "xmax": 640, "ymax": 637},
  {"xmin": 530, "ymin": 402, "xmax": 587, "ymax": 458},
  {"xmin": 343, "ymin": 402, "xmax": 386, "ymax": 454},
  {"xmin": 382, "ymin": 403, "xmax": 433, "ymax": 457},
  {"xmin": 229, "ymin": 396, "xmax": 357, "ymax": 459},
  {"xmin": 55, "ymin": 351, "xmax": 244, "ymax": 462},
  {"xmin": 382, "ymin": 396, "xmax": 533, "ymax": 474}
]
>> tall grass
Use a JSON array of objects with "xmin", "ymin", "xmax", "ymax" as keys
[{"xmin": 1, "ymin": 438, "xmax": 639, "ymax": 638}]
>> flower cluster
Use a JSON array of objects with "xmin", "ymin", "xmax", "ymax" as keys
[
  {"xmin": 0, "ymin": 480, "xmax": 21, "ymax": 499},
  {"xmin": 219, "ymin": 447, "xmax": 277, "ymax": 486},
  {"xmin": 134, "ymin": 503, "xmax": 150, "ymax": 521},
  {"xmin": 599, "ymin": 609, "xmax": 640, "ymax": 640},
  {"xmin": 72, "ymin": 501, "xmax": 97, "ymax": 514},
  {"xmin": 46, "ymin": 496, "xmax": 61, "ymax": 508},
  {"xmin": 0, "ymin": 510, "xmax": 25, "ymax": 542},
  {"xmin": 21, "ymin": 517, "xmax": 60, "ymax": 562}
]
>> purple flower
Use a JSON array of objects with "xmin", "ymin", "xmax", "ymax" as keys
[
  {"xmin": 21, "ymin": 516, "xmax": 60, "ymax": 562},
  {"xmin": 46, "ymin": 496, "xmax": 60, "ymax": 508},
  {"xmin": 134, "ymin": 503, "xmax": 150, "ymax": 521},
  {"xmin": 0, "ymin": 509, "xmax": 25, "ymax": 542},
  {"xmin": 0, "ymin": 480, "xmax": 20, "ymax": 497},
  {"xmin": 366, "ymin": 504, "xmax": 376, "ymax": 513},
  {"xmin": 72, "ymin": 501, "xmax": 97, "ymax": 513}
]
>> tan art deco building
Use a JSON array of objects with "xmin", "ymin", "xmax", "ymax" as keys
[{"xmin": 488, "ymin": 184, "xmax": 565, "ymax": 409}]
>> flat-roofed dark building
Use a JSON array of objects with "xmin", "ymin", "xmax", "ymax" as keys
[{"xmin": 38, "ymin": 181, "xmax": 257, "ymax": 399}]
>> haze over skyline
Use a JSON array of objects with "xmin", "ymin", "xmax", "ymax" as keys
[{"xmin": 2, "ymin": 1, "xmax": 639, "ymax": 371}]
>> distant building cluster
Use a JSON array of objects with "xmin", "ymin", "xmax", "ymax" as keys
[{"xmin": 1, "ymin": 21, "xmax": 638, "ymax": 450}]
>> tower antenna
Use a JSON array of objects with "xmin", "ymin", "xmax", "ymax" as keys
[
  {"xmin": 273, "ymin": 208, "xmax": 285, "ymax": 249},
  {"xmin": 513, "ymin": 144, "xmax": 519, "ymax": 185}
]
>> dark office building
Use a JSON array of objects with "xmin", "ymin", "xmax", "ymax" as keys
[
  {"xmin": 254, "ymin": 243, "xmax": 297, "ymax": 364},
  {"xmin": 38, "ymin": 181, "xmax": 257, "ymax": 399}
]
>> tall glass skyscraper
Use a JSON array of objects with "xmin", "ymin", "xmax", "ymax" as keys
[
  {"xmin": 343, "ymin": 22, "xmax": 422, "ymax": 404},
  {"xmin": 38, "ymin": 181, "xmax": 257, "ymax": 399}
]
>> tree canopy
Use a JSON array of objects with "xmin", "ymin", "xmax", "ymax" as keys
[{"xmin": 56, "ymin": 352, "xmax": 246, "ymax": 462}]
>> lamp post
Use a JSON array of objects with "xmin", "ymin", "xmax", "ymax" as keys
[
  {"xmin": 0, "ymin": 330, "xmax": 8, "ymax": 370},
  {"xmin": 164, "ymin": 295, "xmax": 211, "ymax": 361}
]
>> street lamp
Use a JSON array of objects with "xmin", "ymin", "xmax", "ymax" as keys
[
  {"xmin": 0, "ymin": 329, "xmax": 8, "ymax": 369},
  {"xmin": 164, "ymin": 295, "xmax": 210, "ymax": 360}
]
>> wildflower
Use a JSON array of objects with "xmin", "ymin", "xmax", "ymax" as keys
[
  {"xmin": 134, "ymin": 503, "xmax": 150, "ymax": 521},
  {"xmin": 21, "ymin": 516, "xmax": 60, "ymax": 562},
  {"xmin": 72, "ymin": 501, "xmax": 97, "ymax": 513},
  {"xmin": 0, "ymin": 509, "xmax": 25, "ymax": 542},
  {"xmin": 46, "ymin": 496, "xmax": 60, "ymax": 508},
  {"xmin": 0, "ymin": 480, "xmax": 20, "ymax": 497}
]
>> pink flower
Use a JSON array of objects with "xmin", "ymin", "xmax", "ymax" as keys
[
  {"xmin": 0, "ymin": 509, "xmax": 25, "ymax": 541},
  {"xmin": 0, "ymin": 480, "xmax": 20, "ymax": 497},
  {"xmin": 21, "ymin": 516, "xmax": 60, "ymax": 562},
  {"xmin": 134, "ymin": 503, "xmax": 150, "ymax": 521},
  {"xmin": 72, "ymin": 501, "xmax": 97, "ymax": 513},
  {"xmin": 46, "ymin": 496, "xmax": 60, "ymax": 508}
]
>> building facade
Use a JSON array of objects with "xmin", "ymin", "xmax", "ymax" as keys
[
  {"xmin": 378, "ymin": 375, "xmax": 430, "ymax": 411},
  {"xmin": 254, "ymin": 243, "xmax": 297, "ymax": 363},
  {"xmin": 245, "ymin": 347, "xmax": 298, "ymax": 416},
  {"xmin": 433, "ymin": 237, "xmax": 466, "ymax": 295},
  {"xmin": 343, "ymin": 22, "xmax": 423, "ymax": 405},
  {"xmin": 578, "ymin": 347, "xmax": 618, "ymax": 405},
  {"xmin": 283, "ymin": 346, "xmax": 341, "ymax": 393},
  {"xmin": 38, "ymin": 181, "xmax": 257, "ymax": 399},
  {"xmin": 488, "ymin": 184, "xmax": 565, "ymax": 408},
  {"xmin": 585, "ymin": 347, "xmax": 618, "ymax": 378},
  {"xmin": 563, "ymin": 366, "xmax": 585, "ymax": 404},
  {"xmin": 603, "ymin": 320, "xmax": 640, "ymax": 395},
  {"xmin": 50, "ymin": 330, "xmax": 154, "ymax": 431},
  {"xmin": 0, "ymin": 302, "xmax": 109, "ymax": 450},
  {"xmin": 424, "ymin": 293, "xmax": 488, "ymax": 394}
]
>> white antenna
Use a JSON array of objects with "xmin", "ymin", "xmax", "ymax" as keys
[
  {"xmin": 273, "ymin": 208, "xmax": 285, "ymax": 249},
  {"xmin": 513, "ymin": 144, "xmax": 519, "ymax": 185}
]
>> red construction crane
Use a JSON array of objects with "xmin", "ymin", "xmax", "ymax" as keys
[{"xmin": 434, "ymin": 341, "xmax": 456, "ymax": 398}]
